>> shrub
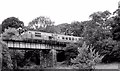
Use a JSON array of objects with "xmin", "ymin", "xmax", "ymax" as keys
[
  {"xmin": 0, "ymin": 40, "xmax": 13, "ymax": 70},
  {"xmin": 71, "ymin": 42, "xmax": 104, "ymax": 69},
  {"xmin": 64, "ymin": 43, "xmax": 79, "ymax": 65}
]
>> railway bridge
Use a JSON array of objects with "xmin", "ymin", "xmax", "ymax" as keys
[{"xmin": 1, "ymin": 30, "xmax": 82, "ymax": 68}]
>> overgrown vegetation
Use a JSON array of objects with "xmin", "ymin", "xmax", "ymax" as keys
[
  {"xmin": 71, "ymin": 42, "xmax": 104, "ymax": 69},
  {"xmin": 1, "ymin": 1, "xmax": 120, "ymax": 70},
  {"xmin": 0, "ymin": 41, "xmax": 13, "ymax": 70}
]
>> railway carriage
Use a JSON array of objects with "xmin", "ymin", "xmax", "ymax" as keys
[{"xmin": 21, "ymin": 30, "xmax": 83, "ymax": 43}]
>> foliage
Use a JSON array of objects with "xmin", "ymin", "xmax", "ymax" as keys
[
  {"xmin": 1, "ymin": 17, "xmax": 24, "ymax": 33},
  {"xmin": 1, "ymin": 2, "xmax": 120, "ymax": 70},
  {"xmin": 0, "ymin": 41, "xmax": 13, "ymax": 70},
  {"xmin": 0, "ymin": 37, "xmax": 2, "ymax": 71},
  {"xmin": 56, "ymin": 21, "xmax": 84, "ymax": 36},
  {"xmin": 92, "ymin": 38, "xmax": 120, "ymax": 63},
  {"xmin": 10, "ymin": 50, "xmax": 25, "ymax": 68},
  {"xmin": 97, "ymin": 8, "xmax": 120, "ymax": 63},
  {"xmin": 38, "ymin": 25, "xmax": 60, "ymax": 33},
  {"xmin": 69, "ymin": 21, "xmax": 84, "ymax": 37},
  {"xmin": 55, "ymin": 23, "xmax": 71, "ymax": 35},
  {"xmin": 81, "ymin": 10, "xmax": 119, "ymax": 63},
  {"xmin": 57, "ymin": 10, "xmax": 115, "ymax": 64},
  {"xmin": 28, "ymin": 16, "xmax": 54, "ymax": 30},
  {"xmin": 0, "ymin": 24, "xmax": 2, "ymax": 34},
  {"xmin": 64, "ymin": 43, "xmax": 79, "ymax": 65},
  {"xmin": 2, "ymin": 28, "xmax": 18, "ymax": 38},
  {"xmin": 89, "ymin": 10, "xmax": 111, "ymax": 24},
  {"xmin": 23, "ymin": 50, "xmax": 41, "ymax": 66},
  {"xmin": 83, "ymin": 10, "xmax": 112, "ymax": 44},
  {"xmin": 71, "ymin": 42, "xmax": 104, "ymax": 69},
  {"xmin": 23, "ymin": 50, "xmax": 53, "ymax": 68},
  {"xmin": 111, "ymin": 9, "xmax": 120, "ymax": 40},
  {"xmin": 2, "ymin": 27, "xmax": 23, "ymax": 40},
  {"xmin": 1, "ymin": 27, "xmax": 26, "ymax": 69}
]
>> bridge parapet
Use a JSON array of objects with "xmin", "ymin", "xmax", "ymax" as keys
[{"xmin": 3, "ymin": 38, "xmax": 67, "ymax": 50}]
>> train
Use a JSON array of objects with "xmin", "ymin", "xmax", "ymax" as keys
[{"xmin": 21, "ymin": 30, "xmax": 83, "ymax": 43}]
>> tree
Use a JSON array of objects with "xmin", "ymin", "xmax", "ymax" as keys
[
  {"xmin": 2, "ymin": 28, "xmax": 20, "ymax": 40},
  {"xmin": 2, "ymin": 27, "xmax": 25, "ymax": 69},
  {"xmin": 83, "ymin": 10, "xmax": 112, "ymax": 45},
  {"xmin": 69, "ymin": 21, "xmax": 84, "ymax": 37},
  {"xmin": 0, "ymin": 34, "xmax": 2, "ymax": 71},
  {"xmin": 64, "ymin": 43, "xmax": 79, "ymax": 65},
  {"xmin": 0, "ymin": 41, "xmax": 13, "ymax": 70},
  {"xmin": 105, "ymin": 6, "xmax": 120, "ymax": 63},
  {"xmin": 111, "ymin": 15, "xmax": 120, "ymax": 40},
  {"xmin": 54, "ymin": 23, "xmax": 69, "ymax": 34},
  {"xmin": 43, "ymin": 25, "xmax": 61, "ymax": 33},
  {"xmin": 1, "ymin": 17, "xmax": 24, "ymax": 33},
  {"xmin": 89, "ymin": 10, "xmax": 111, "ymax": 25},
  {"xmin": 57, "ymin": 21, "xmax": 84, "ymax": 36},
  {"xmin": 28, "ymin": 16, "xmax": 54, "ymax": 30},
  {"xmin": 81, "ymin": 10, "xmax": 118, "ymax": 63},
  {"xmin": 98, "ymin": 38, "xmax": 120, "ymax": 63},
  {"xmin": 0, "ymin": 24, "xmax": 2, "ymax": 34},
  {"xmin": 82, "ymin": 20, "xmax": 104, "ymax": 45},
  {"xmin": 10, "ymin": 50, "xmax": 25, "ymax": 68}
]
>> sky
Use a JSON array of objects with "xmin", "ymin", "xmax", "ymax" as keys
[{"xmin": 0, "ymin": 0, "xmax": 120, "ymax": 26}]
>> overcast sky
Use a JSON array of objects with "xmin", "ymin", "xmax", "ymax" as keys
[{"xmin": 0, "ymin": 0, "xmax": 119, "ymax": 26}]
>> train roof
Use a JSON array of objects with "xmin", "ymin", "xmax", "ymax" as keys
[{"xmin": 27, "ymin": 30, "xmax": 83, "ymax": 38}]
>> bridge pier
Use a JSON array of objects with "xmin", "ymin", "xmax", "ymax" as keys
[
  {"xmin": 51, "ymin": 49, "xmax": 57, "ymax": 67},
  {"xmin": 39, "ymin": 49, "xmax": 57, "ymax": 68},
  {"xmin": 12, "ymin": 50, "xmax": 18, "ymax": 69},
  {"xmin": 39, "ymin": 50, "xmax": 43, "ymax": 68}
]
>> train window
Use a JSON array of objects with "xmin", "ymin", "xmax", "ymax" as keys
[
  {"xmin": 66, "ymin": 37, "xmax": 68, "ymax": 40},
  {"xmin": 35, "ymin": 32, "xmax": 41, "ymax": 37},
  {"xmin": 35, "ymin": 32, "xmax": 41, "ymax": 34},
  {"xmin": 62, "ymin": 37, "xmax": 64, "ymax": 39},
  {"xmin": 35, "ymin": 35, "xmax": 41, "ymax": 37},
  {"xmin": 49, "ymin": 36, "xmax": 53, "ymax": 40},
  {"xmin": 69, "ymin": 37, "xmax": 71, "ymax": 40},
  {"xmin": 75, "ymin": 38, "xmax": 77, "ymax": 40},
  {"xmin": 72, "ymin": 38, "xmax": 74, "ymax": 40}
]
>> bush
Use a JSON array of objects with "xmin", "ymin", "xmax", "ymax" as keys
[
  {"xmin": 71, "ymin": 42, "xmax": 104, "ymax": 69},
  {"xmin": 10, "ymin": 50, "xmax": 25, "ymax": 68},
  {"xmin": 64, "ymin": 43, "xmax": 79, "ymax": 65},
  {"xmin": 0, "ymin": 40, "xmax": 13, "ymax": 70}
]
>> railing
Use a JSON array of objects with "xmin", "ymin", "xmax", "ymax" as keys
[{"xmin": 3, "ymin": 39, "xmax": 65, "ymax": 50}]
